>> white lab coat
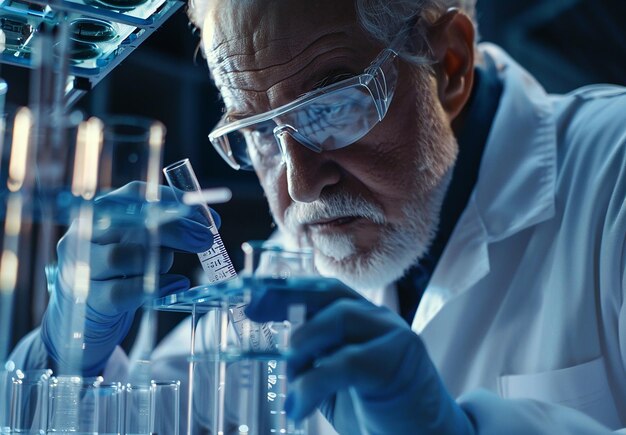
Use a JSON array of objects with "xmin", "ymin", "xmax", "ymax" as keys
[
  {"xmin": 413, "ymin": 44, "xmax": 626, "ymax": 433},
  {"xmin": 10, "ymin": 43, "xmax": 626, "ymax": 434}
]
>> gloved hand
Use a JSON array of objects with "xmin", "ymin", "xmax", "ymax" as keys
[
  {"xmin": 41, "ymin": 181, "xmax": 217, "ymax": 376},
  {"xmin": 245, "ymin": 278, "xmax": 476, "ymax": 435}
]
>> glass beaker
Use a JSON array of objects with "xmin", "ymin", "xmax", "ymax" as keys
[
  {"xmin": 150, "ymin": 380, "xmax": 180, "ymax": 435},
  {"xmin": 229, "ymin": 240, "xmax": 314, "ymax": 357},
  {"xmin": 125, "ymin": 383, "xmax": 151, "ymax": 435},
  {"xmin": 96, "ymin": 382, "xmax": 123, "ymax": 435},
  {"xmin": 0, "ymin": 367, "xmax": 12, "ymax": 434},
  {"xmin": 98, "ymin": 115, "xmax": 165, "ymax": 194},
  {"xmin": 125, "ymin": 380, "xmax": 181, "ymax": 435},
  {"xmin": 202, "ymin": 241, "xmax": 312, "ymax": 435},
  {"xmin": 10, "ymin": 369, "xmax": 52, "ymax": 434},
  {"xmin": 47, "ymin": 375, "xmax": 102, "ymax": 433}
]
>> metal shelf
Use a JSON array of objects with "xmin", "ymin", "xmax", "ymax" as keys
[{"xmin": 0, "ymin": 0, "xmax": 184, "ymax": 106}]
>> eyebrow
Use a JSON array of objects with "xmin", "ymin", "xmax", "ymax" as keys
[
  {"xmin": 223, "ymin": 70, "xmax": 356, "ymax": 122},
  {"xmin": 223, "ymin": 109, "xmax": 255, "ymax": 122},
  {"xmin": 309, "ymin": 70, "xmax": 357, "ymax": 91}
]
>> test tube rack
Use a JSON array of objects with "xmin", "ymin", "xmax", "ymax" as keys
[{"xmin": 0, "ymin": 0, "xmax": 183, "ymax": 106}]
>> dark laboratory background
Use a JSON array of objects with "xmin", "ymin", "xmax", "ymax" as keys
[{"xmin": 2, "ymin": 0, "xmax": 626, "ymax": 353}]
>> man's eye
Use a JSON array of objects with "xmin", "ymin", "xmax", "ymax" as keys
[
  {"xmin": 253, "ymin": 122, "xmax": 275, "ymax": 137},
  {"xmin": 312, "ymin": 71, "xmax": 357, "ymax": 89},
  {"xmin": 241, "ymin": 121, "xmax": 274, "ymax": 139}
]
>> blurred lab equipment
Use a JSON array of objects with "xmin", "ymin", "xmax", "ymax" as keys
[
  {"xmin": 163, "ymin": 157, "xmax": 236, "ymax": 435},
  {"xmin": 0, "ymin": 112, "xmax": 186, "ymax": 432},
  {"xmin": 0, "ymin": 107, "xmax": 35, "ymax": 367},
  {"xmin": 48, "ymin": 375, "xmax": 102, "ymax": 433},
  {"xmin": 0, "ymin": 0, "xmax": 184, "ymax": 106},
  {"xmin": 226, "ymin": 241, "xmax": 311, "ymax": 435},
  {"xmin": 0, "ymin": 0, "xmax": 202, "ymax": 430},
  {"xmin": 153, "ymin": 240, "xmax": 313, "ymax": 435},
  {"xmin": 96, "ymin": 382, "xmax": 124, "ymax": 435},
  {"xmin": 150, "ymin": 380, "xmax": 181, "ymax": 435},
  {"xmin": 10, "ymin": 369, "xmax": 51, "ymax": 433},
  {"xmin": 125, "ymin": 380, "xmax": 183, "ymax": 435}
]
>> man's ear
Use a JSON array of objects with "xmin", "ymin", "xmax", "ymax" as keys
[{"xmin": 422, "ymin": 10, "xmax": 475, "ymax": 122}]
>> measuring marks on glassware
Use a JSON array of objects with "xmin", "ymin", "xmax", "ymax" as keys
[
  {"xmin": 230, "ymin": 304, "xmax": 277, "ymax": 353},
  {"xmin": 198, "ymin": 229, "xmax": 237, "ymax": 284}
]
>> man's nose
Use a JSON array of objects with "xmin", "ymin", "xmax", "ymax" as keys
[{"xmin": 276, "ymin": 131, "xmax": 341, "ymax": 203}]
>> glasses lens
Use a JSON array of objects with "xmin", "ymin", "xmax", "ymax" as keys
[
  {"xmin": 213, "ymin": 86, "xmax": 377, "ymax": 170},
  {"xmin": 282, "ymin": 85, "xmax": 380, "ymax": 151},
  {"xmin": 212, "ymin": 129, "xmax": 252, "ymax": 170},
  {"xmin": 241, "ymin": 119, "xmax": 282, "ymax": 168}
]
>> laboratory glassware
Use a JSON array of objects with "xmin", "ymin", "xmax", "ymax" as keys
[
  {"xmin": 97, "ymin": 116, "xmax": 165, "ymax": 385},
  {"xmin": 163, "ymin": 158, "xmax": 237, "ymax": 284},
  {"xmin": 99, "ymin": 116, "xmax": 165, "ymax": 193},
  {"xmin": 56, "ymin": 117, "xmax": 105, "ymax": 375},
  {"xmin": 0, "ymin": 108, "xmax": 35, "ymax": 367},
  {"xmin": 125, "ymin": 383, "xmax": 151, "ymax": 435},
  {"xmin": 163, "ymin": 158, "xmax": 236, "ymax": 435},
  {"xmin": 0, "ymin": 367, "xmax": 14, "ymax": 434},
  {"xmin": 10, "ymin": 369, "xmax": 51, "ymax": 434},
  {"xmin": 47, "ymin": 375, "xmax": 102, "ymax": 433},
  {"xmin": 210, "ymin": 241, "xmax": 312, "ymax": 435},
  {"xmin": 230, "ymin": 240, "xmax": 314, "ymax": 357},
  {"xmin": 96, "ymin": 382, "xmax": 124, "ymax": 435},
  {"xmin": 125, "ymin": 380, "xmax": 180, "ymax": 435},
  {"xmin": 150, "ymin": 380, "xmax": 180, "ymax": 435}
]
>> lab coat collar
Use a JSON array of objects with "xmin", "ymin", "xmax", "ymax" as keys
[
  {"xmin": 475, "ymin": 44, "xmax": 557, "ymax": 243},
  {"xmin": 413, "ymin": 44, "xmax": 557, "ymax": 333}
]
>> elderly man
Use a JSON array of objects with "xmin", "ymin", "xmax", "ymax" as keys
[
  {"xmin": 9, "ymin": 0, "xmax": 626, "ymax": 433},
  {"xmin": 190, "ymin": 0, "xmax": 626, "ymax": 432}
]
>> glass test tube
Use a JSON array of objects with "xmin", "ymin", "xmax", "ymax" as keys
[{"xmin": 163, "ymin": 158, "xmax": 237, "ymax": 284}]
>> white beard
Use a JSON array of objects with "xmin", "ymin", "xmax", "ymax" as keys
[{"xmin": 281, "ymin": 167, "xmax": 452, "ymax": 291}]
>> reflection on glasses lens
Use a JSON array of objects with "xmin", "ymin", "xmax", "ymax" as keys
[{"xmin": 210, "ymin": 48, "xmax": 398, "ymax": 171}]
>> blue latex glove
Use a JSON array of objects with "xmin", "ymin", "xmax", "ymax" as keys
[
  {"xmin": 245, "ymin": 278, "xmax": 476, "ymax": 435},
  {"xmin": 41, "ymin": 181, "xmax": 218, "ymax": 375}
]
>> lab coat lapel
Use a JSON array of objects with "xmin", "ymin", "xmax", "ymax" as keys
[{"xmin": 412, "ymin": 44, "xmax": 557, "ymax": 334}]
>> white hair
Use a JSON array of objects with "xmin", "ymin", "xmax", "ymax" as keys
[
  {"xmin": 188, "ymin": 0, "xmax": 477, "ymax": 45},
  {"xmin": 355, "ymin": 0, "xmax": 478, "ymax": 64}
]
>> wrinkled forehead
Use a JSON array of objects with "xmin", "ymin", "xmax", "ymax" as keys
[{"xmin": 200, "ymin": 0, "xmax": 363, "ymax": 86}]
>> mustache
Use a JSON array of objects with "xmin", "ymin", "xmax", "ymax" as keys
[{"xmin": 284, "ymin": 193, "xmax": 385, "ymax": 232}]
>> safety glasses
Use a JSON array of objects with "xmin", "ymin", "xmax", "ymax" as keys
[{"xmin": 208, "ymin": 47, "xmax": 400, "ymax": 170}]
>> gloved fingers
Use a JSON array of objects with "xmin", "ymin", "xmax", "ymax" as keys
[
  {"xmin": 58, "ymin": 226, "xmax": 175, "ymax": 279},
  {"xmin": 85, "ymin": 245, "xmax": 174, "ymax": 280},
  {"xmin": 86, "ymin": 273, "xmax": 190, "ymax": 317},
  {"xmin": 159, "ymin": 218, "xmax": 215, "ymax": 253},
  {"xmin": 155, "ymin": 273, "xmax": 191, "ymax": 297},
  {"xmin": 86, "ymin": 275, "xmax": 146, "ymax": 316},
  {"xmin": 94, "ymin": 181, "xmax": 177, "ymax": 204},
  {"xmin": 157, "ymin": 273, "xmax": 191, "ymax": 297},
  {"xmin": 245, "ymin": 277, "xmax": 362, "ymax": 323},
  {"xmin": 286, "ymin": 333, "xmax": 402, "ymax": 422},
  {"xmin": 96, "ymin": 180, "xmax": 221, "ymax": 229},
  {"xmin": 89, "ymin": 217, "xmax": 214, "ymax": 253},
  {"xmin": 165, "ymin": 185, "xmax": 221, "ymax": 228},
  {"xmin": 89, "ymin": 181, "xmax": 217, "ymax": 252},
  {"xmin": 287, "ymin": 299, "xmax": 406, "ymax": 378}
]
